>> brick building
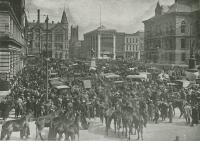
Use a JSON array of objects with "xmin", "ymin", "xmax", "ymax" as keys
[
  {"xmin": 27, "ymin": 10, "xmax": 69, "ymax": 60},
  {"xmin": 143, "ymin": 0, "xmax": 200, "ymax": 65},
  {"xmin": 124, "ymin": 31, "xmax": 144, "ymax": 60}
]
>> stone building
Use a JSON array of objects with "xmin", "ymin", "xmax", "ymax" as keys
[
  {"xmin": 83, "ymin": 25, "xmax": 125, "ymax": 60},
  {"xmin": 143, "ymin": 0, "xmax": 200, "ymax": 65},
  {"xmin": 0, "ymin": 0, "xmax": 26, "ymax": 80},
  {"xmin": 124, "ymin": 31, "xmax": 144, "ymax": 60},
  {"xmin": 69, "ymin": 25, "xmax": 82, "ymax": 59},
  {"xmin": 27, "ymin": 10, "xmax": 69, "ymax": 60}
]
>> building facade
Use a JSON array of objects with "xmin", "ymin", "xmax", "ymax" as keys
[
  {"xmin": 143, "ymin": 0, "xmax": 200, "ymax": 65},
  {"xmin": 83, "ymin": 25, "xmax": 125, "ymax": 60},
  {"xmin": 27, "ymin": 10, "xmax": 69, "ymax": 60},
  {"xmin": 0, "ymin": 0, "xmax": 26, "ymax": 80},
  {"xmin": 124, "ymin": 31, "xmax": 144, "ymax": 60},
  {"xmin": 69, "ymin": 25, "xmax": 82, "ymax": 59}
]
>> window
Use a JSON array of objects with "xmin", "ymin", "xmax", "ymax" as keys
[
  {"xmin": 181, "ymin": 21, "xmax": 186, "ymax": 33},
  {"xmin": 181, "ymin": 39, "xmax": 186, "ymax": 49},
  {"xmin": 54, "ymin": 34, "xmax": 63, "ymax": 42},
  {"xmin": 181, "ymin": 53, "xmax": 186, "ymax": 61},
  {"xmin": 60, "ymin": 53, "xmax": 62, "ymax": 59}
]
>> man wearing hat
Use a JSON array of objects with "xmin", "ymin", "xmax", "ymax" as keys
[{"xmin": 191, "ymin": 103, "xmax": 199, "ymax": 126}]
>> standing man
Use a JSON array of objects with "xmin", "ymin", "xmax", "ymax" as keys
[
  {"xmin": 191, "ymin": 103, "xmax": 199, "ymax": 126},
  {"xmin": 168, "ymin": 102, "xmax": 173, "ymax": 123}
]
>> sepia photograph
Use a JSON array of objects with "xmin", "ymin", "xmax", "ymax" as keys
[{"xmin": 0, "ymin": 0, "xmax": 200, "ymax": 140}]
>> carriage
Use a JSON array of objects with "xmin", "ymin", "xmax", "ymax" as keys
[{"xmin": 126, "ymin": 72, "xmax": 150, "ymax": 82}]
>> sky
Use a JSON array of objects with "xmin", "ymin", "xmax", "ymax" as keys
[{"xmin": 25, "ymin": 0, "xmax": 174, "ymax": 39}]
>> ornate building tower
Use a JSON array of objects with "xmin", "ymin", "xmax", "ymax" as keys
[{"xmin": 61, "ymin": 10, "xmax": 69, "ymax": 59}]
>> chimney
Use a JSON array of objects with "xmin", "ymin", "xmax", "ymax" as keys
[{"xmin": 37, "ymin": 9, "xmax": 40, "ymax": 23}]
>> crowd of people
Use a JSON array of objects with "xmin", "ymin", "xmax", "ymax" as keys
[{"xmin": 0, "ymin": 57, "xmax": 200, "ymax": 139}]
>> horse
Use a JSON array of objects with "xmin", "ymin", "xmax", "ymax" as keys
[
  {"xmin": 0, "ymin": 113, "xmax": 32, "ymax": 140},
  {"xmin": 35, "ymin": 109, "xmax": 62, "ymax": 140},
  {"xmin": 121, "ymin": 106, "xmax": 144, "ymax": 140},
  {"xmin": 52, "ymin": 112, "xmax": 80, "ymax": 141}
]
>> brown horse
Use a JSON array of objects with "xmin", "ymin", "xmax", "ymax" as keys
[{"xmin": 0, "ymin": 113, "xmax": 32, "ymax": 140}]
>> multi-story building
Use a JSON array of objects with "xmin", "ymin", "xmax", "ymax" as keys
[
  {"xmin": 69, "ymin": 25, "xmax": 82, "ymax": 59},
  {"xmin": 124, "ymin": 31, "xmax": 144, "ymax": 60},
  {"xmin": 27, "ymin": 10, "xmax": 69, "ymax": 60},
  {"xmin": 0, "ymin": 0, "xmax": 26, "ymax": 80},
  {"xmin": 143, "ymin": 0, "xmax": 200, "ymax": 65},
  {"xmin": 83, "ymin": 25, "xmax": 125, "ymax": 60}
]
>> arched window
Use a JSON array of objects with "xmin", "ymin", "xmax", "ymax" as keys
[{"xmin": 181, "ymin": 21, "xmax": 186, "ymax": 33}]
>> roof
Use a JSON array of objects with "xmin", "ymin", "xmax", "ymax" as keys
[
  {"xmin": 85, "ymin": 25, "xmax": 116, "ymax": 35},
  {"xmin": 144, "ymin": 0, "xmax": 199, "ymax": 23},
  {"xmin": 28, "ymin": 22, "xmax": 57, "ymax": 30},
  {"xmin": 61, "ymin": 10, "xmax": 68, "ymax": 24},
  {"xmin": 55, "ymin": 85, "xmax": 70, "ymax": 89}
]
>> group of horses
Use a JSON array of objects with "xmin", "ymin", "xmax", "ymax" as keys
[
  {"xmin": 0, "ymin": 109, "xmax": 83, "ymax": 141},
  {"xmin": 0, "ymin": 97, "xmax": 146, "ymax": 141}
]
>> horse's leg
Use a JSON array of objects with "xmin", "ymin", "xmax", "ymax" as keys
[
  {"xmin": 125, "ymin": 126, "xmax": 128, "ymax": 138},
  {"xmin": 77, "ymin": 130, "xmax": 80, "ymax": 141},
  {"xmin": 114, "ymin": 118, "xmax": 117, "ymax": 134},
  {"xmin": 58, "ymin": 132, "xmax": 63, "ymax": 141},
  {"xmin": 179, "ymin": 108, "xmax": 183, "ymax": 118},
  {"xmin": 6, "ymin": 132, "xmax": 12, "ymax": 140},
  {"xmin": 0, "ymin": 130, "xmax": 6, "ymax": 140},
  {"xmin": 141, "ymin": 126, "xmax": 144, "ymax": 141},
  {"xmin": 35, "ymin": 127, "xmax": 38, "ymax": 140},
  {"xmin": 39, "ymin": 130, "xmax": 44, "ymax": 141},
  {"xmin": 20, "ymin": 130, "xmax": 24, "ymax": 139},
  {"xmin": 128, "ymin": 126, "xmax": 131, "ymax": 141},
  {"xmin": 137, "ymin": 128, "xmax": 140, "ymax": 140},
  {"xmin": 105, "ymin": 117, "xmax": 108, "ymax": 136}
]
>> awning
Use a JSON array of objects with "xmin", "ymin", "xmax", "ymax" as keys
[{"xmin": 55, "ymin": 85, "xmax": 70, "ymax": 89}]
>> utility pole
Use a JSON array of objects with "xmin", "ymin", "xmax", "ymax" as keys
[
  {"xmin": 189, "ymin": 22, "xmax": 196, "ymax": 69},
  {"xmin": 45, "ymin": 15, "xmax": 49, "ymax": 101}
]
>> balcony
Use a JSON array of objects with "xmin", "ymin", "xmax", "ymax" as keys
[{"xmin": 0, "ymin": 29, "xmax": 25, "ymax": 46}]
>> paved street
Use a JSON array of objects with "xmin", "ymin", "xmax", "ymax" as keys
[{"xmin": 1, "ymin": 109, "xmax": 200, "ymax": 141}]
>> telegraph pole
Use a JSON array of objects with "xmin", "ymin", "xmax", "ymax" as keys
[{"xmin": 45, "ymin": 15, "xmax": 49, "ymax": 101}]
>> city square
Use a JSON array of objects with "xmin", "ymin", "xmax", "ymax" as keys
[{"xmin": 0, "ymin": 0, "xmax": 200, "ymax": 141}]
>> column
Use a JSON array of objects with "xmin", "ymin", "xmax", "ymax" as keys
[
  {"xmin": 113, "ymin": 34, "xmax": 116, "ymax": 60},
  {"xmin": 98, "ymin": 33, "xmax": 101, "ymax": 59}
]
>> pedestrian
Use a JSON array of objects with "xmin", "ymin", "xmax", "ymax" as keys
[
  {"xmin": 168, "ymin": 102, "xmax": 173, "ymax": 123},
  {"xmin": 153, "ymin": 104, "xmax": 159, "ymax": 124},
  {"xmin": 191, "ymin": 104, "xmax": 199, "ymax": 126}
]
